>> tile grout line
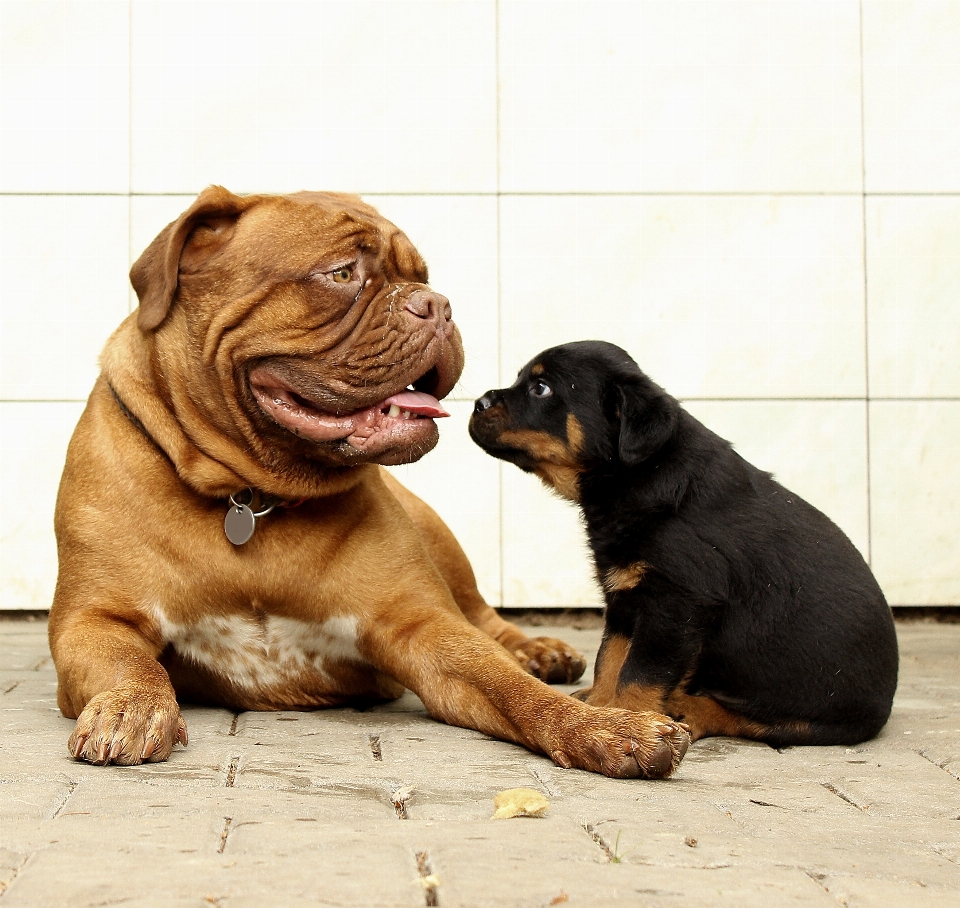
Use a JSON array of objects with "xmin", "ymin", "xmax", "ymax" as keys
[
  {"xmin": 224, "ymin": 756, "xmax": 240, "ymax": 788},
  {"xmin": 50, "ymin": 780, "xmax": 79, "ymax": 819},
  {"xmin": 5, "ymin": 397, "xmax": 958, "ymax": 407},
  {"xmin": 5, "ymin": 190, "xmax": 960, "ymax": 198},
  {"xmin": 581, "ymin": 822, "xmax": 618, "ymax": 862},
  {"xmin": 216, "ymin": 817, "xmax": 233, "ymax": 854},
  {"xmin": 0, "ymin": 852, "xmax": 32, "ymax": 898},
  {"xmin": 495, "ymin": 0, "xmax": 505, "ymax": 608},
  {"xmin": 859, "ymin": 0, "xmax": 873, "ymax": 568},
  {"xmin": 821, "ymin": 780, "xmax": 869, "ymax": 811},
  {"xmin": 918, "ymin": 749, "xmax": 960, "ymax": 783},
  {"xmin": 415, "ymin": 851, "xmax": 439, "ymax": 906},
  {"xmin": 127, "ymin": 0, "xmax": 134, "ymax": 290}
]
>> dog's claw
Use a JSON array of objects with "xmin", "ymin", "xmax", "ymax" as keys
[
  {"xmin": 68, "ymin": 686, "xmax": 186, "ymax": 766},
  {"xmin": 640, "ymin": 741, "xmax": 676, "ymax": 779},
  {"xmin": 511, "ymin": 637, "xmax": 588, "ymax": 684},
  {"xmin": 69, "ymin": 732, "xmax": 87, "ymax": 759},
  {"xmin": 555, "ymin": 707, "xmax": 690, "ymax": 779}
]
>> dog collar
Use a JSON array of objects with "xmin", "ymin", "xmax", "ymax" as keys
[
  {"xmin": 107, "ymin": 382, "xmax": 300, "ymax": 546},
  {"xmin": 225, "ymin": 489, "xmax": 306, "ymax": 545},
  {"xmin": 224, "ymin": 489, "xmax": 278, "ymax": 545}
]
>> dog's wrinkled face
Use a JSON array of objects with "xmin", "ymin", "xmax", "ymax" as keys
[
  {"xmin": 469, "ymin": 341, "xmax": 678, "ymax": 501},
  {"xmin": 131, "ymin": 188, "xmax": 464, "ymax": 470}
]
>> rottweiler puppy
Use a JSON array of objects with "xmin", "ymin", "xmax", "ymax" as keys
[{"xmin": 470, "ymin": 341, "xmax": 898, "ymax": 746}]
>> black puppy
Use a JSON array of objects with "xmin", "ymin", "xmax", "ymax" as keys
[{"xmin": 470, "ymin": 341, "xmax": 898, "ymax": 746}]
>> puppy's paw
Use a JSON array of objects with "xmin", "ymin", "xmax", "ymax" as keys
[
  {"xmin": 550, "ymin": 708, "xmax": 690, "ymax": 779},
  {"xmin": 68, "ymin": 686, "xmax": 188, "ymax": 766},
  {"xmin": 511, "ymin": 636, "xmax": 587, "ymax": 684}
]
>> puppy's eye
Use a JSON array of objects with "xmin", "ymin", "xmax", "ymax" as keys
[
  {"xmin": 331, "ymin": 266, "xmax": 354, "ymax": 284},
  {"xmin": 530, "ymin": 379, "xmax": 552, "ymax": 398}
]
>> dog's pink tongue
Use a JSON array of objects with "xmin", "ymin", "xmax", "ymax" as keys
[{"xmin": 384, "ymin": 390, "xmax": 449, "ymax": 418}]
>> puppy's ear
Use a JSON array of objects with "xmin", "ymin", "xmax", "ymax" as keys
[
  {"xmin": 617, "ymin": 382, "xmax": 678, "ymax": 466},
  {"xmin": 131, "ymin": 185, "xmax": 251, "ymax": 331}
]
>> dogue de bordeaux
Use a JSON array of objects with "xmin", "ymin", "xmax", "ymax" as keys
[
  {"xmin": 49, "ymin": 190, "xmax": 690, "ymax": 779},
  {"xmin": 470, "ymin": 341, "xmax": 898, "ymax": 746}
]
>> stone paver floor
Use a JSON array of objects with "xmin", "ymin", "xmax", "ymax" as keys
[{"xmin": 1, "ymin": 618, "xmax": 958, "ymax": 907}]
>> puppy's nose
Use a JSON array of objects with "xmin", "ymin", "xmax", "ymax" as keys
[
  {"xmin": 474, "ymin": 394, "xmax": 496, "ymax": 414},
  {"xmin": 404, "ymin": 290, "xmax": 451, "ymax": 322}
]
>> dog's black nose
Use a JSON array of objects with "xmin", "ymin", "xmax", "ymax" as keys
[{"xmin": 474, "ymin": 395, "xmax": 495, "ymax": 414}]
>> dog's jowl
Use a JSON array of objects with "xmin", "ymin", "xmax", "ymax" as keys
[
  {"xmin": 49, "ymin": 189, "xmax": 690, "ymax": 778},
  {"xmin": 471, "ymin": 341, "xmax": 898, "ymax": 746}
]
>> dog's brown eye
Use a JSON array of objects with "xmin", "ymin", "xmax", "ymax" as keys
[
  {"xmin": 531, "ymin": 379, "xmax": 552, "ymax": 398},
  {"xmin": 331, "ymin": 266, "xmax": 354, "ymax": 283}
]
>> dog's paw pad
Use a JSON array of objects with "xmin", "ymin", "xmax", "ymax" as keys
[
  {"xmin": 557, "ymin": 708, "xmax": 690, "ymax": 779},
  {"xmin": 512, "ymin": 637, "xmax": 588, "ymax": 684},
  {"xmin": 68, "ymin": 687, "xmax": 187, "ymax": 766}
]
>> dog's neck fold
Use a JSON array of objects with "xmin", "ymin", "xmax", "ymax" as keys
[{"xmin": 99, "ymin": 315, "xmax": 367, "ymax": 501}]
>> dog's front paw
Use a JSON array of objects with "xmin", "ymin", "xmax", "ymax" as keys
[
  {"xmin": 511, "ymin": 636, "xmax": 587, "ymax": 684},
  {"xmin": 550, "ymin": 708, "xmax": 690, "ymax": 779},
  {"xmin": 68, "ymin": 687, "xmax": 188, "ymax": 766}
]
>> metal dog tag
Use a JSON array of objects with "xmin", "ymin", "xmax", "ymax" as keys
[{"xmin": 224, "ymin": 503, "xmax": 256, "ymax": 545}]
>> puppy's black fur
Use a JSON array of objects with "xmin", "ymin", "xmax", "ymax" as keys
[{"xmin": 470, "ymin": 341, "xmax": 898, "ymax": 746}]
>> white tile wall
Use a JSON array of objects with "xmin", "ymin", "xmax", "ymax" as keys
[
  {"xmin": 501, "ymin": 468, "xmax": 598, "ymax": 608},
  {"xmin": 863, "ymin": 1, "xmax": 960, "ymax": 192},
  {"xmin": 0, "ymin": 402, "xmax": 86, "ymax": 610},
  {"xmin": 870, "ymin": 401, "xmax": 960, "ymax": 605},
  {"xmin": 0, "ymin": 196, "xmax": 131, "ymax": 399},
  {"xmin": 498, "ymin": 195, "xmax": 867, "ymax": 398},
  {"xmin": 130, "ymin": 1, "xmax": 497, "ymax": 194},
  {"xmin": 387, "ymin": 402, "xmax": 502, "ymax": 606},
  {"xmin": 866, "ymin": 196, "xmax": 960, "ymax": 398},
  {"xmin": 0, "ymin": 1, "xmax": 129, "ymax": 193},
  {"xmin": 499, "ymin": 0, "xmax": 862, "ymax": 193},
  {"xmin": 363, "ymin": 195, "xmax": 500, "ymax": 402},
  {"xmin": 1, "ymin": 1, "xmax": 957, "ymax": 608},
  {"xmin": 682, "ymin": 400, "xmax": 871, "ymax": 559}
]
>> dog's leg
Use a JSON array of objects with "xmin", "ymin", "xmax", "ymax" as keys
[
  {"xmin": 359, "ymin": 601, "xmax": 688, "ymax": 779},
  {"xmin": 381, "ymin": 469, "xmax": 586, "ymax": 683},
  {"xmin": 580, "ymin": 636, "xmax": 798, "ymax": 743},
  {"xmin": 659, "ymin": 691, "xmax": 771, "ymax": 742},
  {"xmin": 578, "ymin": 633, "xmax": 669, "ymax": 713},
  {"xmin": 49, "ymin": 607, "xmax": 187, "ymax": 765}
]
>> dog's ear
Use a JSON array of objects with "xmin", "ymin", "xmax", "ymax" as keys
[
  {"xmin": 616, "ymin": 381, "xmax": 678, "ymax": 466},
  {"xmin": 131, "ymin": 185, "xmax": 250, "ymax": 331}
]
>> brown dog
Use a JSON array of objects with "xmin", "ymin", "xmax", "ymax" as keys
[{"xmin": 49, "ymin": 187, "xmax": 690, "ymax": 778}]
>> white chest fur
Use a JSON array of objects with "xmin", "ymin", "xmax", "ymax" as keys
[{"xmin": 148, "ymin": 606, "xmax": 364, "ymax": 692}]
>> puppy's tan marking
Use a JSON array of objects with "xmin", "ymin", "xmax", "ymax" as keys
[
  {"xmin": 605, "ymin": 682, "xmax": 667, "ymax": 714},
  {"xmin": 565, "ymin": 413, "xmax": 584, "ymax": 453},
  {"xmin": 531, "ymin": 363, "xmax": 545, "ymax": 376},
  {"xmin": 582, "ymin": 634, "xmax": 631, "ymax": 706},
  {"xmin": 498, "ymin": 414, "xmax": 586, "ymax": 502},
  {"xmin": 601, "ymin": 561, "xmax": 650, "ymax": 593},
  {"xmin": 662, "ymin": 690, "xmax": 773, "ymax": 742}
]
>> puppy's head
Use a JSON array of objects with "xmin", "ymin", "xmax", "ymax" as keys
[
  {"xmin": 127, "ymin": 187, "xmax": 464, "ymax": 472},
  {"xmin": 469, "ymin": 342, "xmax": 678, "ymax": 501}
]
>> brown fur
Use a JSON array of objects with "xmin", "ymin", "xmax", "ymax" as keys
[
  {"xmin": 49, "ymin": 188, "xmax": 689, "ymax": 778},
  {"xmin": 601, "ymin": 561, "xmax": 649, "ymax": 593}
]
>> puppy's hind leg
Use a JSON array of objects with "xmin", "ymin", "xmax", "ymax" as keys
[{"xmin": 663, "ymin": 690, "xmax": 891, "ymax": 746}]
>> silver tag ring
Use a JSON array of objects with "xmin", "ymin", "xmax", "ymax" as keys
[{"xmin": 229, "ymin": 490, "xmax": 277, "ymax": 518}]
